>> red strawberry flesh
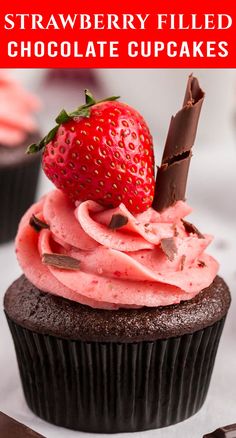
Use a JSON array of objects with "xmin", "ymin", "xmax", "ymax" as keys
[{"xmin": 42, "ymin": 100, "xmax": 155, "ymax": 213}]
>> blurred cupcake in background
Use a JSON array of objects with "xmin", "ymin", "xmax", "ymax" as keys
[
  {"xmin": 40, "ymin": 69, "xmax": 105, "ymax": 132},
  {"xmin": 0, "ymin": 72, "xmax": 41, "ymax": 244},
  {"xmin": 45, "ymin": 68, "xmax": 100, "ymax": 85}
]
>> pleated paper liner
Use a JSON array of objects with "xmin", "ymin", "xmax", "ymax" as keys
[
  {"xmin": 6, "ymin": 315, "xmax": 225, "ymax": 433},
  {"xmin": 0, "ymin": 154, "xmax": 40, "ymax": 243}
]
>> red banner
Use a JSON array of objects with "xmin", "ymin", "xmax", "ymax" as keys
[{"xmin": 0, "ymin": 0, "xmax": 235, "ymax": 68}]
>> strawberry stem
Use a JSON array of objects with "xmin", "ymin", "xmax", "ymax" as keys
[{"xmin": 26, "ymin": 90, "xmax": 120, "ymax": 154}]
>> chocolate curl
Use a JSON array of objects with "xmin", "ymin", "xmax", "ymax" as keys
[
  {"xmin": 152, "ymin": 75, "xmax": 205, "ymax": 212},
  {"xmin": 0, "ymin": 411, "xmax": 45, "ymax": 438},
  {"xmin": 203, "ymin": 423, "xmax": 236, "ymax": 438}
]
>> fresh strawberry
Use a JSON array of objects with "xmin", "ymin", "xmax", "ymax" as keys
[{"xmin": 28, "ymin": 91, "xmax": 155, "ymax": 213}]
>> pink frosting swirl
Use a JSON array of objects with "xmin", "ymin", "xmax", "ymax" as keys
[
  {"xmin": 16, "ymin": 189, "xmax": 219, "ymax": 309},
  {"xmin": 0, "ymin": 73, "xmax": 41, "ymax": 146}
]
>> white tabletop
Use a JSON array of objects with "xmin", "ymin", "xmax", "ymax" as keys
[{"xmin": 0, "ymin": 69, "xmax": 236, "ymax": 438}]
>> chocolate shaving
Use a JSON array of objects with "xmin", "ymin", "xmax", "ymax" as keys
[
  {"xmin": 203, "ymin": 423, "xmax": 236, "ymax": 438},
  {"xmin": 42, "ymin": 253, "xmax": 81, "ymax": 270},
  {"xmin": 180, "ymin": 254, "xmax": 186, "ymax": 271},
  {"xmin": 108, "ymin": 214, "xmax": 128, "ymax": 229},
  {"xmin": 182, "ymin": 219, "xmax": 204, "ymax": 239},
  {"xmin": 160, "ymin": 238, "xmax": 178, "ymax": 261},
  {"xmin": 29, "ymin": 214, "xmax": 49, "ymax": 232},
  {"xmin": 172, "ymin": 224, "xmax": 179, "ymax": 237},
  {"xmin": 198, "ymin": 260, "xmax": 206, "ymax": 268},
  {"xmin": 153, "ymin": 75, "xmax": 205, "ymax": 212}
]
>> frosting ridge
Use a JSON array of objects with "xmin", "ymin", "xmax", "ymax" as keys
[{"xmin": 16, "ymin": 189, "xmax": 219, "ymax": 309}]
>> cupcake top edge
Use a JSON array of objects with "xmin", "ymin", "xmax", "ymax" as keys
[
  {"xmin": 4, "ymin": 274, "xmax": 230, "ymax": 342},
  {"xmin": 15, "ymin": 189, "xmax": 219, "ymax": 310}
]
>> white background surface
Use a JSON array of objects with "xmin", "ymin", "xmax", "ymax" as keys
[{"xmin": 0, "ymin": 69, "xmax": 236, "ymax": 438}]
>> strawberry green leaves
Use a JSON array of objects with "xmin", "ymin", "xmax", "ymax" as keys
[{"xmin": 27, "ymin": 90, "xmax": 119, "ymax": 154}]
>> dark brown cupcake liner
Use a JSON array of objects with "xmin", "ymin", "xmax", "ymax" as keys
[
  {"xmin": 6, "ymin": 315, "xmax": 225, "ymax": 433},
  {"xmin": 0, "ymin": 155, "xmax": 40, "ymax": 244}
]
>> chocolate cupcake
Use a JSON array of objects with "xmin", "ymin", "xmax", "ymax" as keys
[
  {"xmin": 0, "ymin": 73, "xmax": 41, "ymax": 243},
  {"xmin": 4, "ymin": 77, "xmax": 231, "ymax": 433}
]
